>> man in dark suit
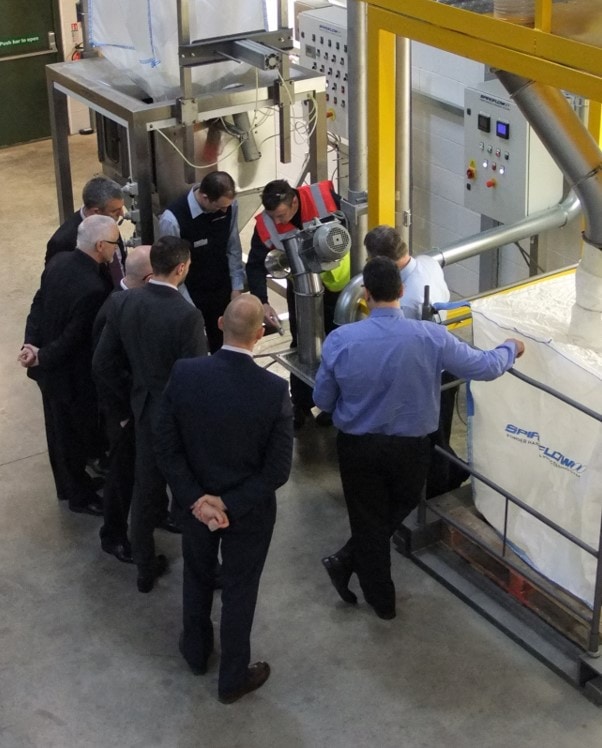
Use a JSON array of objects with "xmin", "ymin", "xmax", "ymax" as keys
[
  {"xmin": 46, "ymin": 175, "xmax": 126, "ymax": 287},
  {"xmin": 93, "ymin": 237, "xmax": 208, "ymax": 592},
  {"xmin": 19, "ymin": 215, "xmax": 120, "ymax": 515},
  {"xmin": 92, "ymin": 245, "xmax": 153, "ymax": 564},
  {"xmin": 155, "ymin": 295, "xmax": 293, "ymax": 704}
]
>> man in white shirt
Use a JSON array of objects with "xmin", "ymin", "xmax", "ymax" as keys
[{"xmin": 364, "ymin": 225, "xmax": 450, "ymax": 320}]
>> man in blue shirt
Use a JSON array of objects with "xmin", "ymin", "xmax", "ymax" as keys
[{"xmin": 313, "ymin": 256, "xmax": 525, "ymax": 620}]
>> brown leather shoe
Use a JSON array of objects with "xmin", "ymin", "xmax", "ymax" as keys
[{"xmin": 218, "ymin": 662, "xmax": 271, "ymax": 704}]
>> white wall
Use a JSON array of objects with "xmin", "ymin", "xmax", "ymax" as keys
[
  {"xmin": 411, "ymin": 46, "xmax": 485, "ymax": 297},
  {"xmin": 410, "ymin": 43, "xmax": 582, "ymax": 299}
]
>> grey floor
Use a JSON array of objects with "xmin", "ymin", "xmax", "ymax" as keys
[{"xmin": 1, "ymin": 137, "xmax": 602, "ymax": 748}]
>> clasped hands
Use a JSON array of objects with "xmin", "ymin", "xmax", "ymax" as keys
[
  {"xmin": 191, "ymin": 494, "xmax": 229, "ymax": 531},
  {"xmin": 17, "ymin": 344, "xmax": 39, "ymax": 368}
]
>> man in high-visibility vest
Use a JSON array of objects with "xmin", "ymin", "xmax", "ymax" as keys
[{"xmin": 246, "ymin": 179, "xmax": 349, "ymax": 428}]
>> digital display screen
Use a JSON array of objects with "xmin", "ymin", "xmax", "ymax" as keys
[
  {"xmin": 496, "ymin": 120, "xmax": 510, "ymax": 139},
  {"xmin": 477, "ymin": 114, "xmax": 491, "ymax": 133}
]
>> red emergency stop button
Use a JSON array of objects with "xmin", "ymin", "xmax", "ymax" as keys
[
  {"xmin": 486, "ymin": 178, "xmax": 497, "ymax": 188},
  {"xmin": 466, "ymin": 167, "xmax": 476, "ymax": 179}
]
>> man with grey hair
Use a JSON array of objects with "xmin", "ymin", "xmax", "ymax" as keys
[
  {"xmin": 19, "ymin": 215, "xmax": 120, "ymax": 515},
  {"xmin": 46, "ymin": 175, "xmax": 126, "ymax": 285}
]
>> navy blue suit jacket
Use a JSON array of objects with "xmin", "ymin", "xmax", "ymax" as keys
[{"xmin": 155, "ymin": 349, "xmax": 293, "ymax": 522}]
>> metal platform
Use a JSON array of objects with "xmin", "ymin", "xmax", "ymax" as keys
[
  {"xmin": 394, "ymin": 488, "xmax": 602, "ymax": 705},
  {"xmin": 271, "ymin": 349, "xmax": 318, "ymax": 388}
]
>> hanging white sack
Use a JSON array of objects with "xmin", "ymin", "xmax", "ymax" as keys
[
  {"xmin": 88, "ymin": 0, "xmax": 268, "ymax": 100},
  {"xmin": 470, "ymin": 272, "xmax": 602, "ymax": 605}
]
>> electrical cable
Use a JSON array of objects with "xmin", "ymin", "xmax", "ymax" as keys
[
  {"xmin": 513, "ymin": 241, "xmax": 545, "ymax": 275},
  {"xmin": 152, "ymin": 126, "xmax": 245, "ymax": 169}
]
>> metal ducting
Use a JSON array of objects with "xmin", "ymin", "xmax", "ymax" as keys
[{"xmin": 494, "ymin": 70, "xmax": 602, "ymax": 350}]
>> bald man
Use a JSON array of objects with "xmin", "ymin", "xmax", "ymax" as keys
[
  {"xmin": 93, "ymin": 245, "xmax": 153, "ymax": 563},
  {"xmin": 156, "ymin": 295, "xmax": 293, "ymax": 704}
]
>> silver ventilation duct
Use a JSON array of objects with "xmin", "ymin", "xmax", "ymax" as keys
[
  {"xmin": 494, "ymin": 70, "xmax": 602, "ymax": 350},
  {"xmin": 427, "ymin": 191, "xmax": 581, "ymax": 268}
]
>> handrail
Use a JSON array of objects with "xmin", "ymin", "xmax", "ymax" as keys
[{"xmin": 427, "ymin": 364, "xmax": 602, "ymax": 654}]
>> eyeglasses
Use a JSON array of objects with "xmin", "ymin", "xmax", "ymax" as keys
[
  {"xmin": 142, "ymin": 272, "xmax": 153, "ymax": 282},
  {"xmin": 103, "ymin": 239, "xmax": 120, "ymax": 245}
]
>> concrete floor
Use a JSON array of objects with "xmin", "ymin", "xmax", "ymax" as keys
[{"xmin": 1, "ymin": 136, "xmax": 602, "ymax": 748}]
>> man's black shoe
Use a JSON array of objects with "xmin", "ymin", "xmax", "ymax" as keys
[
  {"xmin": 70, "ymin": 500, "xmax": 104, "ymax": 516},
  {"xmin": 315, "ymin": 411, "xmax": 333, "ymax": 427},
  {"xmin": 137, "ymin": 554, "xmax": 169, "ymax": 593},
  {"xmin": 218, "ymin": 662, "xmax": 270, "ymax": 704},
  {"xmin": 373, "ymin": 606, "xmax": 396, "ymax": 620},
  {"xmin": 293, "ymin": 406, "xmax": 312, "ymax": 430},
  {"xmin": 178, "ymin": 632, "xmax": 208, "ymax": 675},
  {"xmin": 101, "ymin": 539, "xmax": 134, "ymax": 564},
  {"xmin": 156, "ymin": 518, "xmax": 182, "ymax": 534},
  {"xmin": 321, "ymin": 554, "xmax": 357, "ymax": 604}
]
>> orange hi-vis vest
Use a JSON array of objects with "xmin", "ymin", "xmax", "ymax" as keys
[
  {"xmin": 255, "ymin": 181, "xmax": 349, "ymax": 292},
  {"xmin": 255, "ymin": 181, "xmax": 339, "ymax": 251}
]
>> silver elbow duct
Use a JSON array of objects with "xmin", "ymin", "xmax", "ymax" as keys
[
  {"xmin": 495, "ymin": 70, "xmax": 602, "ymax": 350},
  {"xmin": 333, "ymin": 273, "xmax": 364, "ymax": 325},
  {"xmin": 428, "ymin": 191, "xmax": 581, "ymax": 267},
  {"xmin": 494, "ymin": 70, "xmax": 602, "ymax": 248}
]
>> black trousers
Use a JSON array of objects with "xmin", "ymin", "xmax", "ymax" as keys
[
  {"xmin": 189, "ymin": 285, "xmax": 231, "ymax": 354},
  {"xmin": 40, "ymin": 387, "xmax": 100, "ymax": 509},
  {"xmin": 130, "ymin": 405, "xmax": 168, "ymax": 571},
  {"xmin": 180, "ymin": 496, "xmax": 275, "ymax": 695},
  {"xmin": 425, "ymin": 371, "xmax": 469, "ymax": 498},
  {"xmin": 100, "ymin": 415, "xmax": 135, "ymax": 545},
  {"xmin": 336, "ymin": 431, "xmax": 431, "ymax": 613}
]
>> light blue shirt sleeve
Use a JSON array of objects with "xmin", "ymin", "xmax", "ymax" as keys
[
  {"xmin": 313, "ymin": 336, "xmax": 341, "ymax": 413},
  {"xmin": 313, "ymin": 310, "xmax": 518, "ymax": 436},
  {"xmin": 441, "ymin": 335, "xmax": 517, "ymax": 381},
  {"xmin": 158, "ymin": 209, "xmax": 180, "ymax": 237},
  {"xmin": 227, "ymin": 201, "xmax": 245, "ymax": 292}
]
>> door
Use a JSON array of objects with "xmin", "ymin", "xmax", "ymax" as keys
[{"xmin": 0, "ymin": 0, "xmax": 62, "ymax": 147}]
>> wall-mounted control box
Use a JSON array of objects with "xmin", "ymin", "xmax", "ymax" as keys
[
  {"xmin": 298, "ymin": 5, "xmax": 348, "ymax": 139},
  {"xmin": 464, "ymin": 80, "xmax": 564, "ymax": 224}
]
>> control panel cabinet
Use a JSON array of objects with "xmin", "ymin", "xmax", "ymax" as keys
[
  {"xmin": 298, "ymin": 5, "xmax": 348, "ymax": 139},
  {"xmin": 464, "ymin": 80, "xmax": 563, "ymax": 224}
]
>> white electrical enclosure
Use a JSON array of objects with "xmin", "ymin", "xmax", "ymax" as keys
[
  {"xmin": 298, "ymin": 5, "xmax": 348, "ymax": 138},
  {"xmin": 464, "ymin": 80, "xmax": 564, "ymax": 224}
]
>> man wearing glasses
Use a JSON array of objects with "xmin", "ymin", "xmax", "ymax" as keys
[
  {"xmin": 19, "ymin": 215, "xmax": 120, "ymax": 516},
  {"xmin": 46, "ymin": 175, "xmax": 127, "ymax": 288}
]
